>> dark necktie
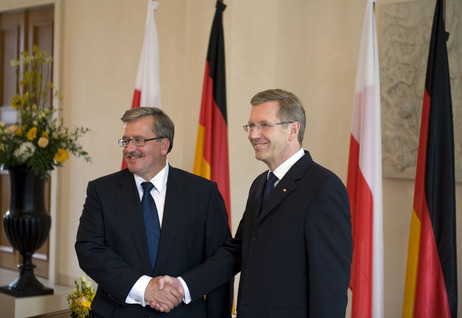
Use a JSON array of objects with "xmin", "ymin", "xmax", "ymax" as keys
[
  {"xmin": 264, "ymin": 172, "xmax": 278, "ymax": 198},
  {"xmin": 141, "ymin": 182, "xmax": 161, "ymax": 269}
]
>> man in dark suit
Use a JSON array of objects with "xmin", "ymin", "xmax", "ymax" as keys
[
  {"xmin": 156, "ymin": 89, "xmax": 353, "ymax": 317},
  {"xmin": 75, "ymin": 107, "xmax": 233, "ymax": 317}
]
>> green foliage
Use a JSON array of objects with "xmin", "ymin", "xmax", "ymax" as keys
[
  {"xmin": 67, "ymin": 275, "xmax": 96, "ymax": 318},
  {"xmin": 0, "ymin": 46, "xmax": 90, "ymax": 180}
]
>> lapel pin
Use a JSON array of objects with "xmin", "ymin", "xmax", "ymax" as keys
[{"xmin": 283, "ymin": 189, "xmax": 287, "ymax": 192}]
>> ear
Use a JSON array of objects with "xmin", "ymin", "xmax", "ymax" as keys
[
  {"xmin": 160, "ymin": 138, "xmax": 170, "ymax": 155},
  {"xmin": 288, "ymin": 121, "xmax": 300, "ymax": 142}
]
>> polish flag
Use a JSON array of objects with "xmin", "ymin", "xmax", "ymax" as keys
[
  {"xmin": 123, "ymin": 0, "xmax": 161, "ymax": 170},
  {"xmin": 131, "ymin": 0, "xmax": 161, "ymax": 109},
  {"xmin": 346, "ymin": 0, "xmax": 384, "ymax": 317}
]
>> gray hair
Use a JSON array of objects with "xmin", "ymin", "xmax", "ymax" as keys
[{"xmin": 121, "ymin": 107, "xmax": 174, "ymax": 153}]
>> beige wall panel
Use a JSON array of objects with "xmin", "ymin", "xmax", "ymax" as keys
[{"xmin": 0, "ymin": 0, "xmax": 460, "ymax": 317}]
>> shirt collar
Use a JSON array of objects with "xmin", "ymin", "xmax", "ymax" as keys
[
  {"xmin": 270, "ymin": 148, "xmax": 305, "ymax": 181},
  {"xmin": 134, "ymin": 160, "xmax": 169, "ymax": 193}
]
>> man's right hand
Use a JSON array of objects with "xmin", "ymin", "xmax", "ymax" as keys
[
  {"xmin": 144, "ymin": 276, "xmax": 183, "ymax": 312},
  {"xmin": 158, "ymin": 276, "xmax": 185, "ymax": 296}
]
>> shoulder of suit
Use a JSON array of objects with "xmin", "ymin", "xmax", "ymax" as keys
[
  {"xmin": 168, "ymin": 166, "xmax": 215, "ymax": 185},
  {"xmin": 304, "ymin": 159, "xmax": 345, "ymax": 190},
  {"xmin": 88, "ymin": 169, "xmax": 130, "ymax": 185}
]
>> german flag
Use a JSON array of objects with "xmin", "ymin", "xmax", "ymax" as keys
[
  {"xmin": 403, "ymin": 0, "xmax": 457, "ymax": 317},
  {"xmin": 193, "ymin": 1, "xmax": 231, "ymax": 226}
]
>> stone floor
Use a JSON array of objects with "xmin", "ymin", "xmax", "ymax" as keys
[{"xmin": 0, "ymin": 267, "xmax": 73, "ymax": 318}]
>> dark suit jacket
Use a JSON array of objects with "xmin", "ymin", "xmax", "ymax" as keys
[
  {"xmin": 183, "ymin": 151, "xmax": 352, "ymax": 318},
  {"xmin": 75, "ymin": 166, "xmax": 233, "ymax": 318}
]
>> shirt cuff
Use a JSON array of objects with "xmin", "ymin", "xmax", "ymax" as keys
[
  {"xmin": 125, "ymin": 275, "xmax": 152, "ymax": 306},
  {"xmin": 178, "ymin": 276, "xmax": 192, "ymax": 304}
]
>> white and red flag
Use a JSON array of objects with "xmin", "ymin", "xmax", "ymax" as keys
[
  {"xmin": 131, "ymin": 0, "xmax": 161, "ymax": 109},
  {"xmin": 123, "ymin": 0, "xmax": 161, "ymax": 170},
  {"xmin": 346, "ymin": 0, "xmax": 384, "ymax": 317}
]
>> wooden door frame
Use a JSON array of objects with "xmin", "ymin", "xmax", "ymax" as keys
[{"xmin": 0, "ymin": 0, "xmax": 63, "ymax": 285}]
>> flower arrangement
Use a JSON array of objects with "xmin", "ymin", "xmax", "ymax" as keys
[
  {"xmin": 0, "ymin": 45, "xmax": 90, "ymax": 180},
  {"xmin": 67, "ymin": 275, "xmax": 96, "ymax": 318}
]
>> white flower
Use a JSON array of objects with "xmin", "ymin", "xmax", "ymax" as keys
[{"xmin": 13, "ymin": 141, "xmax": 36, "ymax": 163}]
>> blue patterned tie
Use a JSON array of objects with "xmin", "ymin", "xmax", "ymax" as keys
[
  {"xmin": 141, "ymin": 182, "xmax": 160, "ymax": 269},
  {"xmin": 264, "ymin": 172, "xmax": 278, "ymax": 198}
]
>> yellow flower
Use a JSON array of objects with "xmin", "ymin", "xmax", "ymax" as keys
[
  {"xmin": 67, "ymin": 275, "xmax": 95, "ymax": 318},
  {"xmin": 38, "ymin": 136, "xmax": 49, "ymax": 148},
  {"xmin": 4, "ymin": 46, "xmax": 90, "ymax": 181},
  {"xmin": 82, "ymin": 300, "xmax": 92, "ymax": 309},
  {"xmin": 54, "ymin": 148, "xmax": 69, "ymax": 163},
  {"xmin": 26, "ymin": 127, "xmax": 37, "ymax": 140},
  {"xmin": 10, "ymin": 95, "xmax": 22, "ymax": 109}
]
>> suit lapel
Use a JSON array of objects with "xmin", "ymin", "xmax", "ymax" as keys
[
  {"xmin": 155, "ymin": 167, "xmax": 188, "ymax": 272},
  {"xmin": 258, "ymin": 151, "xmax": 313, "ymax": 222},
  {"xmin": 116, "ymin": 170, "xmax": 152, "ymax": 271}
]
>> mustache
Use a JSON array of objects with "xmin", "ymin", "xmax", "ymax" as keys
[{"xmin": 125, "ymin": 151, "xmax": 144, "ymax": 159}]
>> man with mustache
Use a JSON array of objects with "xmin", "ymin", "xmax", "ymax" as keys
[{"xmin": 75, "ymin": 107, "xmax": 233, "ymax": 317}]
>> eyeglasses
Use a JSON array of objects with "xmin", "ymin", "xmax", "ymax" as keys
[
  {"xmin": 242, "ymin": 121, "xmax": 294, "ymax": 132},
  {"xmin": 118, "ymin": 137, "xmax": 165, "ymax": 148}
]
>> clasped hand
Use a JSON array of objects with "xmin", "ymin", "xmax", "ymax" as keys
[{"xmin": 145, "ymin": 276, "xmax": 185, "ymax": 312}]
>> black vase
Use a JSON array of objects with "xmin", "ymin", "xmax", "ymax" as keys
[{"xmin": 0, "ymin": 166, "xmax": 53, "ymax": 297}]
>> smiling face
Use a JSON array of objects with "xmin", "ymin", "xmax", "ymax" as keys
[
  {"xmin": 247, "ymin": 101, "xmax": 301, "ymax": 171},
  {"xmin": 122, "ymin": 116, "xmax": 169, "ymax": 181}
]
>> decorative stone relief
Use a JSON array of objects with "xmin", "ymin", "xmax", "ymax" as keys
[{"xmin": 379, "ymin": 0, "xmax": 461, "ymax": 181}]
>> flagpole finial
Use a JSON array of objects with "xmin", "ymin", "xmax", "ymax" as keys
[{"xmin": 150, "ymin": 0, "xmax": 159, "ymax": 10}]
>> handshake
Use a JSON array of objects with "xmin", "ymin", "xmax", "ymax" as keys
[{"xmin": 145, "ymin": 275, "xmax": 185, "ymax": 313}]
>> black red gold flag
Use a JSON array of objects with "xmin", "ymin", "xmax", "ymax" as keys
[
  {"xmin": 403, "ymin": 0, "xmax": 457, "ymax": 317},
  {"xmin": 193, "ymin": 1, "xmax": 231, "ymax": 226}
]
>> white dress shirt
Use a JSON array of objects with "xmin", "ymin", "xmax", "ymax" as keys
[{"xmin": 125, "ymin": 162, "xmax": 169, "ymax": 306}]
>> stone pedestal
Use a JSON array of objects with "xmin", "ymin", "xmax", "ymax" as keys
[{"xmin": 0, "ymin": 289, "xmax": 69, "ymax": 318}]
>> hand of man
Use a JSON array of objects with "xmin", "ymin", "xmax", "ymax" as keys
[
  {"xmin": 149, "ymin": 275, "xmax": 186, "ymax": 312},
  {"xmin": 145, "ymin": 276, "xmax": 183, "ymax": 312},
  {"xmin": 158, "ymin": 275, "xmax": 185, "ymax": 296}
]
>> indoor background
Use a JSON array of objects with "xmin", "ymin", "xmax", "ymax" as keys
[{"xmin": 0, "ymin": 0, "xmax": 461, "ymax": 317}]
